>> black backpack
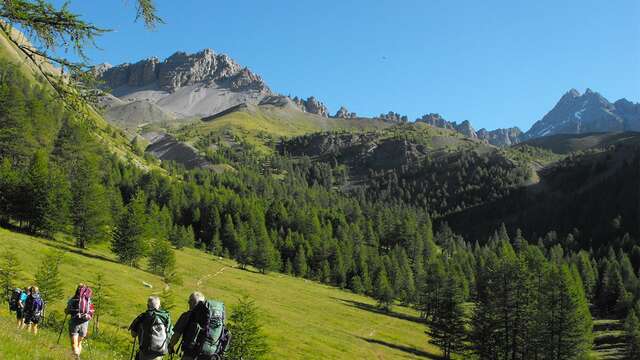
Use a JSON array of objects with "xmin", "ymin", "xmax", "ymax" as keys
[
  {"xmin": 182, "ymin": 300, "xmax": 230, "ymax": 358},
  {"xmin": 8, "ymin": 288, "xmax": 21, "ymax": 312}
]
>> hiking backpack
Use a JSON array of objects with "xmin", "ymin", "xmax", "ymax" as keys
[
  {"xmin": 138, "ymin": 309, "xmax": 173, "ymax": 357},
  {"xmin": 69, "ymin": 286, "xmax": 95, "ymax": 321},
  {"xmin": 182, "ymin": 300, "xmax": 229, "ymax": 358},
  {"xmin": 8, "ymin": 288, "xmax": 21, "ymax": 312},
  {"xmin": 25, "ymin": 293, "xmax": 44, "ymax": 316}
]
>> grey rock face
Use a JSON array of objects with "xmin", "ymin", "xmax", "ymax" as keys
[
  {"xmin": 96, "ymin": 49, "xmax": 270, "ymax": 94},
  {"xmin": 523, "ymin": 89, "xmax": 640, "ymax": 139},
  {"xmin": 416, "ymin": 113, "xmax": 478, "ymax": 139},
  {"xmin": 377, "ymin": 111, "xmax": 408, "ymax": 123},
  {"xmin": 291, "ymin": 96, "xmax": 329, "ymax": 117},
  {"xmin": 477, "ymin": 127, "xmax": 523, "ymax": 147},
  {"xmin": 334, "ymin": 106, "xmax": 357, "ymax": 119}
]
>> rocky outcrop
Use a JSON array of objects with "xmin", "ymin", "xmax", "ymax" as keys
[
  {"xmin": 477, "ymin": 127, "xmax": 523, "ymax": 147},
  {"xmin": 334, "ymin": 106, "xmax": 357, "ymax": 119},
  {"xmin": 377, "ymin": 111, "xmax": 408, "ymax": 123},
  {"xmin": 523, "ymin": 89, "xmax": 640, "ymax": 139},
  {"xmin": 291, "ymin": 96, "xmax": 329, "ymax": 117},
  {"xmin": 416, "ymin": 113, "xmax": 477, "ymax": 139},
  {"xmin": 95, "ymin": 49, "xmax": 270, "ymax": 94}
]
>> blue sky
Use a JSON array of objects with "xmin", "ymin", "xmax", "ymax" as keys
[{"xmin": 53, "ymin": 0, "xmax": 639, "ymax": 131}]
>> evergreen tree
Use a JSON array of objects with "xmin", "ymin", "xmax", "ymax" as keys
[
  {"xmin": 70, "ymin": 154, "xmax": 110, "ymax": 248},
  {"xmin": 624, "ymin": 309, "xmax": 640, "ymax": 359},
  {"xmin": 0, "ymin": 250, "xmax": 21, "ymax": 299},
  {"xmin": 541, "ymin": 264, "xmax": 593, "ymax": 360},
  {"xmin": 221, "ymin": 214, "xmax": 239, "ymax": 255},
  {"xmin": 374, "ymin": 268, "xmax": 394, "ymax": 311},
  {"xmin": 294, "ymin": 245, "xmax": 308, "ymax": 278},
  {"xmin": 35, "ymin": 250, "xmax": 64, "ymax": 304},
  {"xmin": 226, "ymin": 297, "xmax": 269, "ymax": 360},
  {"xmin": 148, "ymin": 238, "xmax": 176, "ymax": 277},
  {"xmin": 428, "ymin": 272, "xmax": 467, "ymax": 360},
  {"xmin": 253, "ymin": 227, "xmax": 276, "ymax": 274},
  {"xmin": 112, "ymin": 191, "xmax": 149, "ymax": 266}
]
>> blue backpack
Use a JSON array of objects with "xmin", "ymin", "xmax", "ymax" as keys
[{"xmin": 26, "ymin": 293, "xmax": 44, "ymax": 315}]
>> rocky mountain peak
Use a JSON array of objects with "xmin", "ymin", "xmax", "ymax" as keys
[
  {"xmin": 377, "ymin": 111, "xmax": 408, "ymax": 123},
  {"xmin": 334, "ymin": 106, "xmax": 356, "ymax": 119},
  {"xmin": 523, "ymin": 89, "xmax": 640, "ymax": 139},
  {"xmin": 95, "ymin": 49, "xmax": 271, "ymax": 94},
  {"xmin": 291, "ymin": 96, "xmax": 329, "ymax": 117}
]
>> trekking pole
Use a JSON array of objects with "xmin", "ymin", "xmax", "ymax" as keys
[
  {"xmin": 57, "ymin": 314, "xmax": 68, "ymax": 344},
  {"xmin": 130, "ymin": 336, "xmax": 137, "ymax": 360}
]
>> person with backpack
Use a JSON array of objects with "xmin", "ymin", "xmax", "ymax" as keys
[
  {"xmin": 9, "ymin": 287, "xmax": 28, "ymax": 330},
  {"xmin": 168, "ymin": 292, "xmax": 231, "ymax": 360},
  {"xmin": 65, "ymin": 283, "xmax": 95, "ymax": 360},
  {"xmin": 24, "ymin": 286, "xmax": 44, "ymax": 335},
  {"xmin": 129, "ymin": 296, "xmax": 173, "ymax": 360}
]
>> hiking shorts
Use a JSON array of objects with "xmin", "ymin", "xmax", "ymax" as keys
[
  {"xmin": 24, "ymin": 313, "xmax": 40, "ymax": 325},
  {"xmin": 69, "ymin": 319, "xmax": 89, "ymax": 337},
  {"xmin": 16, "ymin": 308, "xmax": 24, "ymax": 320}
]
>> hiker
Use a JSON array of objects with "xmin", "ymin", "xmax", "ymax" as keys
[
  {"xmin": 65, "ymin": 283, "xmax": 95, "ymax": 360},
  {"xmin": 169, "ymin": 291, "xmax": 230, "ymax": 360},
  {"xmin": 23, "ymin": 286, "xmax": 44, "ymax": 335},
  {"xmin": 129, "ymin": 296, "xmax": 173, "ymax": 360},
  {"xmin": 9, "ymin": 287, "xmax": 29, "ymax": 329}
]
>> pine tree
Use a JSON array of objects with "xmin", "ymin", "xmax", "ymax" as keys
[
  {"xmin": 253, "ymin": 227, "xmax": 275, "ymax": 274},
  {"xmin": 541, "ymin": 264, "xmax": 593, "ymax": 360},
  {"xmin": 112, "ymin": 191, "xmax": 149, "ymax": 267},
  {"xmin": 374, "ymin": 268, "xmax": 394, "ymax": 311},
  {"xmin": 221, "ymin": 214, "xmax": 238, "ymax": 255},
  {"xmin": 25, "ymin": 151, "xmax": 70, "ymax": 236},
  {"xmin": 0, "ymin": 250, "xmax": 21, "ymax": 299},
  {"xmin": 226, "ymin": 297, "xmax": 269, "ymax": 360},
  {"xmin": 148, "ymin": 238, "xmax": 176, "ymax": 277},
  {"xmin": 624, "ymin": 309, "xmax": 640, "ymax": 359},
  {"xmin": 35, "ymin": 251, "xmax": 65, "ymax": 304},
  {"xmin": 294, "ymin": 245, "xmax": 308, "ymax": 278},
  {"xmin": 90, "ymin": 273, "xmax": 115, "ymax": 334},
  {"xmin": 428, "ymin": 272, "xmax": 467, "ymax": 359},
  {"xmin": 70, "ymin": 154, "xmax": 110, "ymax": 248}
]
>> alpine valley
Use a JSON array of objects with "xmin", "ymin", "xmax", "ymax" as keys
[{"xmin": 1, "ymin": 15, "xmax": 640, "ymax": 360}]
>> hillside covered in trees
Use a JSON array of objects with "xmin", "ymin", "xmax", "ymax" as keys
[{"xmin": 0, "ymin": 4, "xmax": 640, "ymax": 358}]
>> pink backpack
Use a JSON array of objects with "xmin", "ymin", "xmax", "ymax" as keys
[{"xmin": 78, "ymin": 286, "xmax": 95, "ymax": 321}]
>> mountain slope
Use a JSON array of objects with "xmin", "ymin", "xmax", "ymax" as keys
[
  {"xmin": 0, "ymin": 228, "xmax": 439, "ymax": 360},
  {"xmin": 280, "ymin": 123, "xmax": 535, "ymax": 216},
  {"xmin": 174, "ymin": 97, "xmax": 392, "ymax": 154},
  {"xmin": 523, "ymin": 89, "xmax": 640, "ymax": 139},
  {"xmin": 445, "ymin": 135, "xmax": 640, "ymax": 245},
  {"xmin": 0, "ymin": 29, "xmax": 153, "ymax": 171}
]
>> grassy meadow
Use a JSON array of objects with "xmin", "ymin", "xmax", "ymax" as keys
[{"xmin": 0, "ymin": 228, "xmax": 439, "ymax": 359}]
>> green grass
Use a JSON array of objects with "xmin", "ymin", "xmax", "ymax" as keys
[
  {"xmin": 0, "ymin": 228, "xmax": 440, "ymax": 359},
  {"xmin": 175, "ymin": 105, "xmax": 391, "ymax": 155}
]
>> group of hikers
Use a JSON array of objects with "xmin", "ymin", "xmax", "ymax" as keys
[
  {"xmin": 9, "ymin": 284, "xmax": 231, "ymax": 360},
  {"xmin": 9, "ymin": 285, "xmax": 44, "ymax": 335}
]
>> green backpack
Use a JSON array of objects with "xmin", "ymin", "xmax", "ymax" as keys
[{"xmin": 182, "ymin": 300, "xmax": 227, "ymax": 357}]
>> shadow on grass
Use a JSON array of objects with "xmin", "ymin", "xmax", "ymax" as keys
[
  {"xmin": 359, "ymin": 337, "xmax": 441, "ymax": 359},
  {"xmin": 334, "ymin": 297, "xmax": 425, "ymax": 324},
  {"xmin": 43, "ymin": 241, "xmax": 121, "ymax": 266}
]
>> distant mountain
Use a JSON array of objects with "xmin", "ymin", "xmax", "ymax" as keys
[
  {"xmin": 94, "ymin": 49, "xmax": 273, "ymax": 118},
  {"xmin": 416, "ymin": 113, "xmax": 522, "ymax": 146},
  {"xmin": 523, "ymin": 89, "xmax": 640, "ymax": 140}
]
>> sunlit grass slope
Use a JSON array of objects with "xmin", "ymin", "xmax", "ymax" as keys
[{"xmin": 0, "ymin": 228, "xmax": 439, "ymax": 359}]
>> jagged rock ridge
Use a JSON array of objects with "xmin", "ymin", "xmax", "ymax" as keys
[
  {"xmin": 523, "ymin": 89, "xmax": 640, "ymax": 140},
  {"xmin": 95, "ymin": 49, "xmax": 270, "ymax": 94}
]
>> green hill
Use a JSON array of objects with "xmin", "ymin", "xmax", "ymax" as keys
[
  {"xmin": 0, "ymin": 228, "xmax": 438, "ymax": 359},
  {"xmin": 172, "ymin": 102, "xmax": 392, "ymax": 155}
]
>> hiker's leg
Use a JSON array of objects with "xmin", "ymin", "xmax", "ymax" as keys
[
  {"xmin": 71, "ymin": 334, "xmax": 80, "ymax": 355},
  {"xmin": 33, "ymin": 324, "xmax": 38, "ymax": 335},
  {"xmin": 77, "ymin": 336, "xmax": 85, "ymax": 354}
]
